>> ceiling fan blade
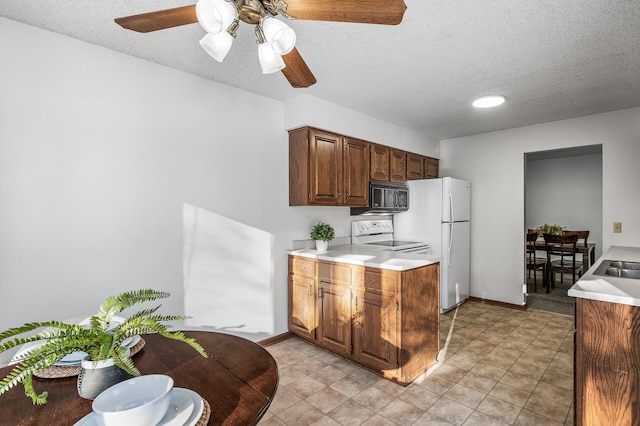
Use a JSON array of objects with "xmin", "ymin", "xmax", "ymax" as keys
[
  {"xmin": 114, "ymin": 6, "xmax": 197, "ymax": 33},
  {"xmin": 284, "ymin": 0, "xmax": 407, "ymax": 25},
  {"xmin": 281, "ymin": 48, "xmax": 317, "ymax": 88}
]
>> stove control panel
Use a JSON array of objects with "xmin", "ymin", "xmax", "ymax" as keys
[{"xmin": 352, "ymin": 219, "xmax": 393, "ymax": 237}]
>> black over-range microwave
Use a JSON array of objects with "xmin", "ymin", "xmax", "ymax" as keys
[{"xmin": 350, "ymin": 182, "xmax": 409, "ymax": 215}]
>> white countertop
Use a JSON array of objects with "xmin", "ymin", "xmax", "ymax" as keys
[
  {"xmin": 568, "ymin": 246, "xmax": 640, "ymax": 306},
  {"xmin": 288, "ymin": 244, "xmax": 440, "ymax": 271}
]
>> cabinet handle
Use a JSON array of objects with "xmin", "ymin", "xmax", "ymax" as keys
[
  {"xmin": 355, "ymin": 295, "xmax": 358, "ymax": 311},
  {"xmin": 346, "ymin": 189, "xmax": 349, "ymax": 196},
  {"xmin": 309, "ymin": 284, "xmax": 312, "ymax": 297},
  {"xmin": 319, "ymin": 287, "xmax": 323, "ymax": 298}
]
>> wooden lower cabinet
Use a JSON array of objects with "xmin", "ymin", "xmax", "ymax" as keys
[
  {"xmin": 352, "ymin": 289, "xmax": 398, "ymax": 373},
  {"xmin": 317, "ymin": 281, "xmax": 352, "ymax": 356},
  {"xmin": 575, "ymin": 298, "xmax": 640, "ymax": 425},
  {"xmin": 288, "ymin": 256, "xmax": 317, "ymax": 340},
  {"xmin": 288, "ymin": 255, "xmax": 440, "ymax": 385}
]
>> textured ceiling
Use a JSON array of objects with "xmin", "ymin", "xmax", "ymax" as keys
[{"xmin": 1, "ymin": 0, "xmax": 639, "ymax": 140}]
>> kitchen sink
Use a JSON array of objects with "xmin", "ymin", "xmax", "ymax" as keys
[
  {"xmin": 593, "ymin": 260, "xmax": 640, "ymax": 279},
  {"xmin": 608, "ymin": 261, "xmax": 640, "ymax": 270}
]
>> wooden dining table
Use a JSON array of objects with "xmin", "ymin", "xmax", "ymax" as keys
[
  {"xmin": 0, "ymin": 331, "xmax": 279, "ymax": 425},
  {"xmin": 531, "ymin": 239, "xmax": 597, "ymax": 275}
]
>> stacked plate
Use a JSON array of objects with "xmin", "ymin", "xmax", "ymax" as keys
[{"xmin": 75, "ymin": 383, "xmax": 205, "ymax": 426}]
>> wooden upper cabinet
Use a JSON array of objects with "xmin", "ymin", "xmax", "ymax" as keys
[
  {"xmin": 389, "ymin": 149, "xmax": 407, "ymax": 183},
  {"xmin": 289, "ymin": 126, "xmax": 439, "ymax": 206},
  {"xmin": 425, "ymin": 156, "xmax": 439, "ymax": 179},
  {"xmin": 370, "ymin": 144, "xmax": 390, "ymax": 181},
  {"xmin": 309, "ymin": 129, "xmax": 342, "ymax": 205},
  {"xmin": 406, "ymin": 153, "xmax": 425, "ymax": 180},
  {"xmin": 289, "ymin": 127, "xmax": 368, "ymax": 207},
  {"xmin": 343, "ymin": 138, "xmax": 370, "ymax": 207}
]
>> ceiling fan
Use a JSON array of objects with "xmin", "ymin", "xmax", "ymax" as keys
[{"xmin": 115, "ymin": 0, "xmax": 407, "ymax": 88}]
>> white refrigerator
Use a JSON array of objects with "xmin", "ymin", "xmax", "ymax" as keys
[{"xmin": 394, "ymin": 177, "xmax": 471, "ymax": 313}]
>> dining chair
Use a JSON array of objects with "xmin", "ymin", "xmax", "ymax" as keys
[
  {"xmin": 564, "ymin": 230, "xmax": 590, "ymax": 274},
  {"xmin": 543, "ymin": 233, "xmax": 581, "ymax": 292},
  {"xmin": 526, "ymin": 231, "xmax": 547, "ymax": 292}
]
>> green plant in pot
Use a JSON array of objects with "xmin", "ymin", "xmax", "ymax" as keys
[
  {"xmin": 310, "ymin": 222, "xmax": 335, "ymax": 252},
  {"xmin": 0, "ymin": 289, "xmax": 207, "ymax": 404},
  {"xmin": 535, "ymin": 223, "xmax": 565, "ymax": 238}
]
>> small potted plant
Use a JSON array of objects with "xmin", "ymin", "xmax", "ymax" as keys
[
  {"xmin": 0, "ymin": 289, "xmax": 207, "ymax": 404},
  {"xmin": 310, "ymin": 222, "xmax": 335, "ymax": 252},
  {"xmin": 536, "ymin": 223, "xmax": 565, "ymax": 237}
]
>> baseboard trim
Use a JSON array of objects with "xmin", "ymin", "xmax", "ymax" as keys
[
  {"xmin": 258, "ymin": 332, "xmax": 294, "ymax": 347},
  {"xmin": 469, "ymin": 296, "xmax": 527, "ymax": 311}
]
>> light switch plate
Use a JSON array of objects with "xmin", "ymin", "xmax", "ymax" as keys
[{"xmin": 613, "ymin": 222, "xmax": 622, "ymax": 233}]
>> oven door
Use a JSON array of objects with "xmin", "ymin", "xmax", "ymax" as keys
[{"xmin": 397, "ymin": 245, "xmax": 431, "ymax": 255}]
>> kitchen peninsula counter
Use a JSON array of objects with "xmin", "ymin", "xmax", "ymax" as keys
[
  {"xmin": 570, "ymin": 246, "xmax": 640, "ymax": 425},
  {"xmin": 287, "ymin": 245, "xmax": 441, "ymax": 385},
  {"xmin": 568, "ymin": 245, "xmax": 640, "ymax": 306},
  {"xmin": 287, "ymin": 244, "xmax": 440, "ymax": 271}
]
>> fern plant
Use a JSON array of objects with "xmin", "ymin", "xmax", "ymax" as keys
[{"xmin": 0, "ymin": 289, "xmax": 207, "ymax": 405}]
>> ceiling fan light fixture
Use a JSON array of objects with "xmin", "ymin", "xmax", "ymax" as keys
[
  {"xmin": 196, "ymin": 0, "xmax": 237, "ymax": 34},
  {"xmin": 262, "ymin": 16, "xmax": 296, "ymax": 55},
  {"xmin": 200, "ymin": 31, "xmax": 234, "ymax": 62},
  {"xmin": 472, "ymin": 95, "xmax": 506, "ymax": 108},
  {"xmin": 258, "ymin": 42, "xmax": 285, "ymax": 74}
]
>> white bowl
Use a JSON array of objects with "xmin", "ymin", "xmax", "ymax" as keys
[{"xmin": 92, "ymin": 374, "xmax": 174, "ymax": 426}]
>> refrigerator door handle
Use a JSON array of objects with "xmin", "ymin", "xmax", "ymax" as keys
[
  {"xmin": 449, "ymin": 193, "xmax": 454, "ymax": 222},
  {"xmin": 448, "ymin": 223, "xmax": 453, "ymax": 267}
]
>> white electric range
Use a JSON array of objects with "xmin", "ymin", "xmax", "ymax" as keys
[{"xmin": 351, "ymin": 219, "xmax": 431, "ymax": 254}]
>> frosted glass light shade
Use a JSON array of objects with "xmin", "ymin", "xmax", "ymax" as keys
[
  {"xmin": 258, "ymin": 42, "xmax": 285, "ymax": 74},
  {"xmin": 262, "ymin": 17, "xmax": 296, "ymax": 55},
  {"xmin": 196, "ymin": 0, "xmax": 236, "ymax": 34},
  {"xmin": 200, "ymin": 31, "xmax": 233, "ymax": 62},
  {"xmin": 472, "ymin": 95, "xmax": 506, "ymax": 108}
]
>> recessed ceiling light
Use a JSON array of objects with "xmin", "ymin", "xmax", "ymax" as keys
[{"xmin": 472, "ymin": 95, "xmax": 506, "ymax": 108}]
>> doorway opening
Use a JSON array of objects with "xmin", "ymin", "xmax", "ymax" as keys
[{"xmin": 524, "ymin": 144, "xmax": 603, "ymax": 315}]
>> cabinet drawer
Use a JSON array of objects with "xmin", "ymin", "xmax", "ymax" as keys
[
  {"xmin": 289, "ymin": 256, "xmax": 317, "ymax": 277},
  {"xmin": 363, "ymin": 268, "xmax": 399, "ymax": 294},
  {"xmin": 319, "ymin": 261, "xmax": 351, "ymax": 286}
]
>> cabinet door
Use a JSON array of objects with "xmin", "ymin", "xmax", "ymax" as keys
[
  {"xmin": 309, "ymin": 129, "xmax": 343, "ymax": 205},
  {"xmin": 289, "ymin": 275, "xmax": 316, "ymax": 340},
  {"xmin": 317, "ymin": 281, "xmax": 352, "ymax": 356},
  {"xmin": 352, "ymin": 290, "xmax": 398, "ymax": 373},
  {"xmin": 389, "ymin": 149, "xmax": 406, "ymax": 183},
  {"xmin": 425, "ymin": 157, "xmax": 439, "ymax": 178},
  {"xmin": 406, "ymin": 153, "xmax": 425, "ymax": 180},
  {"xmin": 343, "ymin": 138, "xmax": 370, "ymax": 207},
  {"xmin": 370, "ymin": 144, "xmax": 390, "ymax": 181}
]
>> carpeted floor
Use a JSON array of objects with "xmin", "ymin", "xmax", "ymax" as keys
[{"xmin": 526, "ymin": 272, "xmax": 575, "ymax": 316}]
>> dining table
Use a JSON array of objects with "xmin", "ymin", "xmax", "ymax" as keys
[
  {"xmin": 531, "ymin": 239, "xmax": 597, "ymax": 275},
  {"xmin": 0, "ymin": 331, "xmax": 279, "ymax": 425}
]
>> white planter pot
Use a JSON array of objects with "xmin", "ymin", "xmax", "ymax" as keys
[
  {"xmin": 315, "ymin": 240, "xmax": 329, "ymax": 252},
  {"xmin": 77, "ymin": 351, "xmax": 133, "ymax": 400}
]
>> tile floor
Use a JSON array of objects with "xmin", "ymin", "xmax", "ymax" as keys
[{"xmin": 259, "ymin": 301, "xmax": 575, "ymax": 426}]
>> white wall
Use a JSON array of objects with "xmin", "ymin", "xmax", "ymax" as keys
[
  {"xmin": 0, "ymin": 18, "xmax": 438, "ymax": 339},
  {"xmin": 441, "ymin": 108, "xmax": 640, "ymax": 306},
  {"xmin": 284, "ymin": 95, "xmax": 440, "ymax": 158},
  {"xmin": 526, "ymin": 153, "xmax": 603, "ymax": 258}
]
